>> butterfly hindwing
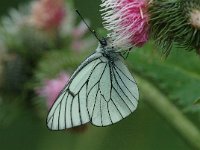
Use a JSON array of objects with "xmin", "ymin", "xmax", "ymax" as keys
[
  {"xmin": 47, "ymin": 51, "xmax": 139, "ymax": 130},
  {"xmin": 90, "ymin": 58, "xmax": 139, "ymax": 126}
]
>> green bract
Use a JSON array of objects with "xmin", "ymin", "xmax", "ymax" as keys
[{"xmin": 149, "ymin": 0, "xmax": 200, "ymax": 55}]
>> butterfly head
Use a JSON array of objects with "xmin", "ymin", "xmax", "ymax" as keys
[
  {"xmin": 99, "ymin": 38, "xmax": 107, "ymax": 47},
  {"xmin": 99, "ymin": 37, "xmax": 115, "ymax": 50}
]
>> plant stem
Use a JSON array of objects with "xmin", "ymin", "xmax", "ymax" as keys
[{"xmin": 136, "ymin": 75, "xmax": 200, "ymax": 150}]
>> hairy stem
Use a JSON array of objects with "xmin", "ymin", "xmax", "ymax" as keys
[{"xmin": 136, "ymin": 75, "xmax": 200, "ymax": 150}]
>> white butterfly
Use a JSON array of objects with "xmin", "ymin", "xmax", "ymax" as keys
[{"xmin": 47, "ymin": 39, "xmax": 139, "ymax": 130}]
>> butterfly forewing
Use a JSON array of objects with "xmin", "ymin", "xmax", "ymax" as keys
[
  {"xmin": 47, "ymin": 53, "xmax": 102, "ymax": 130},
  {"xmin": 47, "ymin": 49, "xmax": 139, "ymax": 130}
]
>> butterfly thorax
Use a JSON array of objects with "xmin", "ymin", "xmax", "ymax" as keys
[{"xmin": 96, "ymin": 43, "xmax": 120, "ymax": 63}]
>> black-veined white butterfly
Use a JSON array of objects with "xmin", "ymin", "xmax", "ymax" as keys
[{"xmin": 46, "ymin": 38, "xmax": 139, "ymax": 130}]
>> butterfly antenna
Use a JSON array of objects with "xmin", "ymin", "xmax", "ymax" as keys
[{"xmin": 75, "ymin": 9, "xmax": 105, "ymax": 46}]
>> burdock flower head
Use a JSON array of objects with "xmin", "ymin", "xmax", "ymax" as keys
[
  {"xmin": 101, "ymin": 0, "xmax": 149, "ymax": 48},
  {"xmin": 190, "ymin": 9, "xmax": 200, "ymax": 29},
  {"xmin": 149, "ymin": 0, "xmax": 200, "ymax": 55},
  {"xmin": 30, "ymin": 0, "xmax": 65, "ymax": 30},
  {"xmin": 71, "ymin": 21, "xmax": 96, "ymax": 52},
  {"xmin": 36, "ymin": 72, "xmax": 70, "ymax": 109}
]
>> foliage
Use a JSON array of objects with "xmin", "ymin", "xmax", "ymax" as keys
[
  {"xmin": 0, "ymin": 0, "xmax": 199, "ymax": 149},
  {"xmin": 195, "ymin": 98, "xmax": 200, "ymax": 104},
  {"xmin": 128, "ymin": 43, "xmax": 200, "ymax": 120}
]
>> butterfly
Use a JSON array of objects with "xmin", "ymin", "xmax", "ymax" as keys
[{"xmin": 46, "ymin": 37, "xmax": 139, "ymax": 130}]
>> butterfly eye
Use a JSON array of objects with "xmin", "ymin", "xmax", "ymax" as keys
[{"xmin": 100, "ymin": 38, "xmax": 107, "ymax": 47}]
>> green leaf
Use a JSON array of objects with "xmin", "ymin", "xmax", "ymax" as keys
[
  {"xmin": 128, "ymin": 42, "xmax": 200, "ymax": 114},
  {"xmin": 194, "ymin": 98, "xmax": 200, "ymax": 104}
]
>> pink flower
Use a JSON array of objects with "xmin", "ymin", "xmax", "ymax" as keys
[
  {"xmin": 37, "ymin": 72, "xmax": 70, "ymax": 109},
  {"xmin": 70, "ymin": 38, "xmax": 96, "ymax": 52},
  {"xmin": 30, "ymin": 0, "xmax": 65, "ymax": 30},
  {"xmin": 72, "ymin": 21, "xmax": 88, "ymax": 39},
  {"xmin": 70, "ymin": 21, "xmax": 96, "ymax": 52},
  {"xmin": 101, "ymin": 0, "xmax": 149, "ymax": 48}
]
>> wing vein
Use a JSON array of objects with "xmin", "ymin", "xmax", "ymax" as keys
[
  {"xmin": 78, "ymin": 94, "xmax": 82, "ymax": 124},
  {"xmin": 114, "ymin": 66, "xmax": 138, "ymax": 103},
  {"xmin": 51, "ymin": 111, "xmax": 55, "ymax": 129},
  {"xmin": 64, "ymin": 93, "xmax": 69, "ymax": 128},
  {"xmin": 114, "ymin": 64, "xmax": 136, "ymax": 84},
  {"xmin": 85, "ymin": 82, "xmax": 90, "ymax": 118},
  {"xmin": 86, "ymin": 62, "xmax": 106, "ymax": 95},
  {"xmin": 91, "ymin": 90, "xmax": 99, "ymax": 120},
  {"xmin": 71, "ymin": 62, "xmax": 104, "ymax": 96},
  {"xmin": 100, "ymin": 95, "xmax": 103, "ymax": 126},
  {"xmin": 88, "ymin": 64, "xmax": 108, "ymax": 118},
  {"xmin": 110, "ymin": 98, "xmax": 123, "ymax": 118},
  {"xmin": 112, "ymin": 68, "xmax": 136, "ymax": 109},
  {"xmin": 113, "ymin": 86, "xmax": 132, "ymax": 112},
  {"xmin": 58, "ymin": 104, "xmax": 61, "ymax": 130},
  {"xmin": 60, "ymin": 56, "xmax": 102, "ymax": 94},
  {"xmin": 47, "ymin": 91, "xmax": 67, "ymax": 123},
  {"xmin": 70, "ymin": 95, "xmax": 74, "ymax": 127},
  {"xmin": 107, "ymin": 103, "xmax": 113, "ymax": 124}
]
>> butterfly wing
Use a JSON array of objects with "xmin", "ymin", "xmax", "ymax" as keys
[
  {"xmin": 89, "ymin": 57, "xmax": 139, "ymax": 126},
  {"xmin": 47, "ymin": 52, "xmax": 103, "ymax": 130},
  {"xmin": 47, "ymin": 52, "xmax": 139, "ymax": 130}
]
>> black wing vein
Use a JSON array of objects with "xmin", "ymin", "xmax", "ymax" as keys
[
  {"xmin": 112, "ymin": 67, "xmax": 136, "ymax": 108},
  {"xmin": 114, "ymin": 66, "xmax": 138, "ymax": 102},
  {"xmin": 114, "ymin": 64, "xmax": 136, "ymax": 84}
]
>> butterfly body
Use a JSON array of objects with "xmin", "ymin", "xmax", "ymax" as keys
[{"xmin": 47, "ymin": 41, "xmax": 139, "ymax": 130}]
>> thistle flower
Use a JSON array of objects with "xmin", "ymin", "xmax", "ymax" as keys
[
  {"xmin": 101, "ymin": 0, "xmax": 149, "ymax": 48},
  {"xmin": 71, "ymin": 21, "xmax": 96, "ymax": 52},
  {"xmin": 72, "ymin": 21, "xmax": 88, "ymax": 39},
  {"xmin": 190, "ymin": 9, "xmax": 200, "ymax": 29},
  {"xmin": 29, "ymin": 0, "xmax": 65, "ymax": 30},
  {"xmin": 37, "ymin": 72, "xmax": 70, "ymax": 109},
  {"xmin": 149, "ymin": 0, "xmax": 200, "ymax": 55},
  {"xmin": 1, "ymin": 7, "xmax": 28, "ymax": 35},
  {"xmin": 0, "ymin": 5, "xmax": 30, "ymax": 45}
]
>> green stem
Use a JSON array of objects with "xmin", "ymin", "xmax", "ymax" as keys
[{"xmin": 136, "ymin": 75, "xmax": 200, "ymax": 150}]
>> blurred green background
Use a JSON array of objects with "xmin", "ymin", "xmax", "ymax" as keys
[{"xmin": 0, "ymin": 0, "xmax": 199, "ymax": 150}]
